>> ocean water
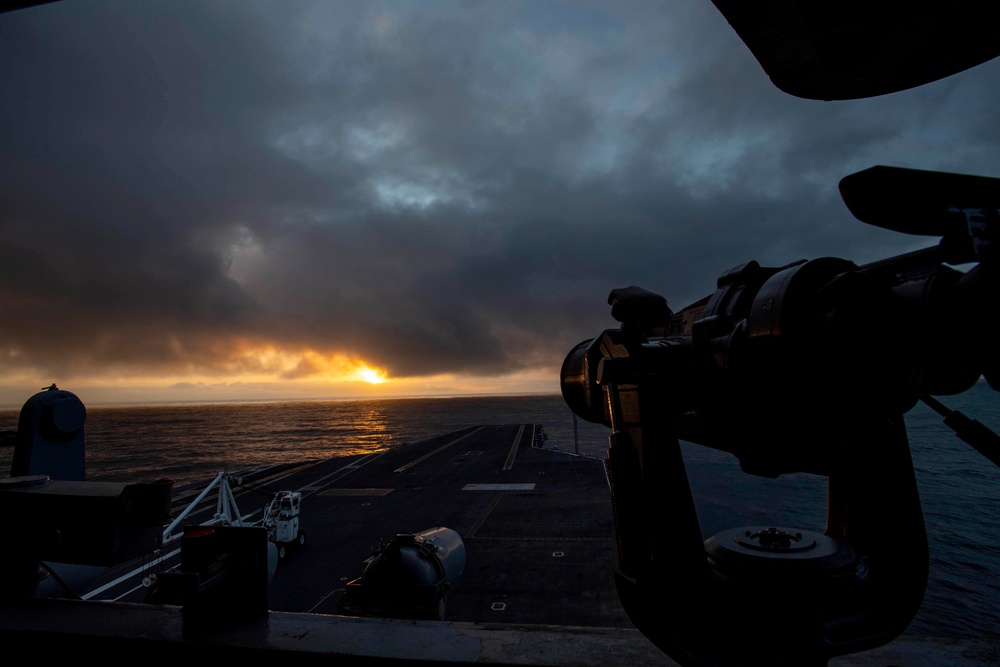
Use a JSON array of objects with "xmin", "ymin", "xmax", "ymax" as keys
[{"xmin": 1, "ymin": 386, "xmax": 998, "ymax": 640}]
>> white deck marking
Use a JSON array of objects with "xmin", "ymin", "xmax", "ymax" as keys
[
  {"xmin": 81, "ymin": 545, "xmax": 181, "ymax": 601},
  {"xmin": 393, "ymin": 427, "xmax": 483, "ymax": 473},
  {"xmin": 302, "ymin": 452, "xmax": 387, "ymax": 497},
  {"xmin": 462, "ymin": 483, "xmax": 536, "ymax": 491},
  {"xmin": 320, "ymin": 488, "xmax": 394, "ymax": 496},
  {"xmin": 502, "ymin": 424, "xmax": 526, "ymax": 470}
]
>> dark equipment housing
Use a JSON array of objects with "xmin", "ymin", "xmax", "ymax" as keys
[
  {"xmin": 338, "ymin": 527, "xmax": 466, "ymax": 621},
  {"xmin": 561, "ymin": 165, "xmax": 1000, "ymax": 666}
]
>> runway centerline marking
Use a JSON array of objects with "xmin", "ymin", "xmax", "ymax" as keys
[
  {"xmin": 503, "ymin": 424, "xmax": 526, "ymax": 471},
  {"xmin": 304, "ymin": 452, "xmax": 387, "ymax": 497},
  {"xmin": 393, "ymin": 428, "xmax": 483, "ymax": 473},
  {"xmin": 320, "ymin": 488, "xmax": 394, "ymax": 496}
]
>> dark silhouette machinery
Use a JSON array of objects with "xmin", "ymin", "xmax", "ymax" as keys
[
  {"xmin": 562, "ymin": 167, "xmax": 1000, "ymax": 666},
  {"xmin": 558, "ymin": 4, "xmax": 1000, "ymax": 664}
]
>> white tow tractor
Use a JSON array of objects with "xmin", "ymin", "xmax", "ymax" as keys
[
  {"xmin": 162, "ymin": 474, "xmax": 306, "ymax": 562},
  {"xmin": 260, "ymin": 490, "xmax": 306, "ymax": 560}
]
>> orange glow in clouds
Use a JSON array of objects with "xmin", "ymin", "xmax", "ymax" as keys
[
  {"xmin": 0, "ymin": 341, "xmax": 561, "ymax": 407},
  {"xmin": 263, "ymin": 347, "xmax": 391, "ymax": 385}
]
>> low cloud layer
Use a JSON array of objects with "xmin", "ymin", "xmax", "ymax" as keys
[{"xmin": 3, "ymin": 1, "xmax": 999, "ymax": 399}]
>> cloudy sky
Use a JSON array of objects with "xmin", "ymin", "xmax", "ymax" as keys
[{"xmin": 2, "ymin": 1, "xmax": 999, "ymax": 406}]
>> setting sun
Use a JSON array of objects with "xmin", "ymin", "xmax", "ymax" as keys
[{"xmin": 358, "ymin": 367, "xmax": 387, "ymax": 384}]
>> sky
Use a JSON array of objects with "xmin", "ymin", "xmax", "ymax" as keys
[{"xmin": 2, "ymin": 1, "xmax": 1000, "ymax": 407}]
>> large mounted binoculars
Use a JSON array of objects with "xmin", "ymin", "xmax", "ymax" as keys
[{"xmin": 561, "ymin": 165, "xmax": 1000, "ymax": 666}]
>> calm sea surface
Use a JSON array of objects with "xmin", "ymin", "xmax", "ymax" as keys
[{"xmin": 2, "ymin": 386, "xmax": 998, "ymax": 640}]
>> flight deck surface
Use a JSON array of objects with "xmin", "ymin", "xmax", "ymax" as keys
[
  {"xmin": 4, "ymin": 424, "xmax": 996, "ymax": 665},
  {"xmin": 251, "ymin": 423, "xmax": 628, "ymax": 625}
]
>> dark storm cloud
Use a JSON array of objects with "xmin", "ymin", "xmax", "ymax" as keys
[{"xmin": 3, "ymin": 0, "xmax": 1000, "ymax": 386}]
